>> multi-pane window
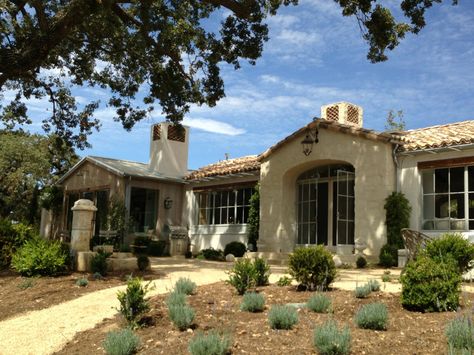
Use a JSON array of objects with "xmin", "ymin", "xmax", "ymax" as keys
[
  {"xmin": 196, "ymin": 187, "xmax": 254, "ymax": 225},
  {"xmin": 422, "ymin": 166, "xmax": 474, "ymax": 230}
]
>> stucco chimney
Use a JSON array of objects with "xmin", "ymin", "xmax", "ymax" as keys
[
  {"xmin": 321, "ymin": 102, "xmax": 363, "ymax": 127},
  {"xmin": 149, "ymin": 122, "xmax": 189, "ymax": 178}
]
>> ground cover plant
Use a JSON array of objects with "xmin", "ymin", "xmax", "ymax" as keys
[
  {"xmin": 445, "ymin": 315, "xmax": 474, "ymax": 355},
  {"xmin": 313, "ymin": 319, "xmax": 351, "ymax": 355},
  {"xmin": 168, "ymin": 304, "xmax": 196, "ymax": 330},
  {"xmin": 355, "ymin": 303, "xmax": 388, "ymax": 330},
  {"xmin": 268, "ymin": 305, "xmax": 299, "ymax": 330},
  {"xmin": 174, "ymin": 277, "xmax": 197, "ymax": 295},
  {"xmin": 103, "ymin": 328, "xmax": 140, "ymax": 355},
  {"xmin": 188, "ymin": 330, "xmax": 231, "ymax": 355},
  {"xmin": 240, "ymin": 292, "xmax": 265, "ymax": 312},
  {"xmin": 354, "ymin": 284, "xmax": 372, "ymax": 298},
  {"xmin": 307, "ymin": 293, "xmax": 332, "ymax": 313}
]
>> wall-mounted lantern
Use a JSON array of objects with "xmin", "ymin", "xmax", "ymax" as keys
[
  {"xmin": 301, "ymin": 127, "xmax": 319, "ymax": 156},
  {"xmin": 164, "ymin": 197, "xmax": 173, "ymax": 209}
]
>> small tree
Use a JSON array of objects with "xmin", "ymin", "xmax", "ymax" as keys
[
  {"xmin": 384, "ymin": 192, "xmax": 411, "ymax": 249},
  {"xmin": 247, "ymin": 184, "xmax": 260, "ymax": 250}
]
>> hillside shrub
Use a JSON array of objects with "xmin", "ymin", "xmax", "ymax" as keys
[
  {"xmin": 268, "ymin": 305, "xmax": 299, "ymax": 330},
  {"xmin": 356, "ymin": 256, "xmax": 367, "ymax": 269},
  {"xmin": 91, "ymin": 249, "xmax": 111, "ymax": 276},
  {"xmin": 400, "ymin": 254, "xmax": 461, "ymax": 312},
  {"xmin": 355, "ymin": 303, "xmax": 388, "ymax": 330},
  {"xmin": 188, "ymin": 331, "xmax": 231, "ymax": 355},
  {"xmin": 307, "ymin": 293, "xmax": 332, "ymax": 313},
  {"xmin": 446, "ymin": 315, "xmax": 474, "ymax": 354},
  {"xmin": 168, "ymin": 304, "xmax": 195, "ymax": 330},
  {"xmin": 276, "ymin": 276, "xmax": 292, "ymax": 286},
  {"xmin": 227, "ymin": 258, "xmax": 256, "ymax": 295},
  {"xmin": 103, "ymin": 328, "xmax": 140, "ymax": 355},
  {"xmin": 253, "ymin": 257, "xmax": 270, "ymax": 286},
  {"xmin": 224, "ymin": 241, "xmax": 246, "ymax": 257},
  {"xmin": 11, "ymin": 237, "xmax": 67, "ymax": 276},
  {"xmin": 313, "ymin": 319, "xmax": 351, "ymax": 355},
  {"xmin": 147, "ymin": 240, "xmax": 166, "ymax": 256},
  {"xmin": 174, "ymin": 277, "xmax": 197, "ymax": 295},
  {"xmin": 240, "ymin": 292, "xmax": 265, "ymax": 312},
  {"xmin": 0, "ymin": 219, "xmax": 37, "ymax": 268},
  {"xmin": 379, "ymin": 244, "xmax": 398, "ymax": 268},
  {"xmin": 288, "ymin": 246, "xmax": 336, "ymax": 290},
  {"xmin": 425, "ymin": 233, "xmax": 474, "ymax": 274},
  {"xmin": 117, "ymin": 277, "xmax": 152, "ymax": 328}
]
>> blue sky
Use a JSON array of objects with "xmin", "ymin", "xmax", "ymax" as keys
[{"xmin": 6, "ymin": 0, "xmax": 474, "ymax": 170}]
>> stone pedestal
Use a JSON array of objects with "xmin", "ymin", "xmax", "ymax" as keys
[
  {"xmin": 70, "ymin": 199, "xmax": 97, "ymax": 255},
  {"xmin": 398, "ymin": 249, "xmax": 408, "ymax": 268}
]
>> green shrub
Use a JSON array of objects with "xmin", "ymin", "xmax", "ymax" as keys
[
  {"xmin": 381, "ymin": 271, "xmax": 391, "ymax": 283},
  {"xmin": 200, "ymin": 248, "xmax": 225, "ymax": 261},
  {"xmin": 356, "ymin": 256, "xmax": 367, "ymax": 269},
  {"xmin": 307, "ymin": 293, "xmax": 332, "ymax": 313},
  {"xmin": 354, "ymin": 284, "xmax": 372, "ymax": 299},
  {"xmin": 355, "ymin": 303, "xmax": 388, "ymax": 330},
  {"xmin": 11, "ymin": 237, "xmax": 67, "ymax": 276},
  {"xmin": 313, "ymin": 319, "xmax": 351, "ymax": 355},
  {"xmin": 268, "ymin": 305, "xmax": 299, "ymax": 330},
  {"xmin": 276, "ymin": 276, "xmax": 292, "ymax": 286},
  {"xmin": 446, "ymin": 315, "xmax": 474, "ymax": 354},
  {"xmin": 425, "ymin": 233, "xmax": 474, "ymax": 274},
  {"xmin": 247, "ymin": 184, "xmax": 260, "ymax": 250},
  {"xmin": 93, "ymin": 272, "xmax": 104, "ymax": 280},
  {"xmin": 188, "ymin": 330, "xmax": 231, "ymax": 355},
  {"xmin": 227, "ymin": 258, "xmax": 256, "ymax": 295},
  {"xmin": 136, "ymin": 255, "xmax": 150, "ymax": 271},
  {"xmin": 224, "ymin": 241, "xmax": 246, "ymax": 257},
  {"xmin": 253, "ymin": 257, "xmax": 270, "ymax": 286},
  {"xmin": 0, "ymin": 220, "xmax": 37, "ymax": 268},
  {"xmin": 117, "ymin": 277, "xmax": 152, "ymax": 328},
  {"xmin": 367, "ymin": 279, "xmax": 381, "ymax": 292},
  {"xmin": 168, "ymin": 304, "xmax": 195, "ymax": 330},
  {"xmin": 166, "ymin": 291, "xmax": 187, "ymax": 307},
  {"xmin": 76, "ymin": 277, "xmax": 89, "ymax": 287},
  {"xmin": 400, "ymin": 254, "xmax": 461, "ymax": 312},
  {"xmin": 240, "ymin": 292, "xmax": 265, "ymax": 312},
  {"xmin": 103, "ymin": 328, "xmax": 140, "ymax": 355},
  {"xmin": 379, "ymin": 244, "xmax": 398, "ymax": 268},
  {"xmin": 174, "ymin": 277, "xmax": 197, "ymax": 295},
  {"xmin": 147, "ymin": 240, "xmax": 166, "ymax": 256},
  {"xmin": 132, "ymin": 236, "xmax": 150, "ymax": 255},
  {"xmin": 91, "ymin": 249, "xmax": 111, "ymax": 276},
  {"xmin": 288, "ymin": 245, "xmax": 336, "ymax": 291},
  {"xmin": 384, "ymin": 192, "xmax": 411, "ymax": 248},
  {"xmin": 17, "ymin": 277, "xmax": 36, "ymax": 289}
]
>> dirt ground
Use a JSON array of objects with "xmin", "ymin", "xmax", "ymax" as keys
[
  {"xmin": 0, "ymin": 269, "xmax": 161, "ymax": 321},
  {"xmin": 57, "ymin": 281, "xmax": 472, "ymax": 355}
]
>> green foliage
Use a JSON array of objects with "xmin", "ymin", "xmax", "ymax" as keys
[
  {"xmin": 107, "ymin": 197, "xmax": 130, "ymax": 241},
  {"xmin": 200, "ymin": 248, "xmax": 225, "ymax": 261},
  {"xmin": 381, "ymin": 271, "xmax": 391, "ymax": 283},
  {"xmin": 0, "ymin": 219, "xmax": 37, "ymax": 268},
  {"xmin": 227, "ymin": 258, "xmax": 256, "ymax": 295},
  {"xmin": 253, "ymin": 257, "xmax": 270, "ymax": 286},
  {"xmin": 355, "ymin": 303, "xmax": 388, "ymax": 330},
  {"xmin": 379, "ymin": 244, "xmax": 398, "ymax": 268},
  {"xmin": 102, "ymin": 328, "xmax": 140, "ymax": 355},
  {"xmin": 93, "ymin": 272, "xmax": 104, "ymax": 280},
  {"xmin": 166, "ymin": 291, "xmax": 187, "ymax": 308},
  {"xmin": 367, "ymin": 279, "xmax": 381, "ymax": 292},
  {"xmin": 147, "ymin": 240, "xmax": 166, "ymax": 257},
  {"xmin": 39, "ymin": 185, "xmax": 63, "ymax": 213},
  {"xmin": 174, "ymin": 277, "xmax": 197, "ymax": 295},
  {"xmin": 91, "ymin": 249, "xmax": 111, "ymax": 276},
  {"xmin": 385, "ymin": 109, "xmax": 406, "ymax": 131},
  {"xmin": 400, "ymin": 254, "xmax": 461, "ymax": 312},
  {"xmin": 276, "ymin": 276, "xmax": 292, "ymax": 287},
  {"xmin": 425, "ymin": 233, "xmax": 474, "ymax": 274},
  {"xmin": 136, "ymin": 255, "xmax": 150, "ymax": 271},
  {"xmin": 354, "ymin": 284, "xmax": 372, "ymax": 299},
  {"xmin": 247, "ymin": 184, "xmax": 260, "ymax": 249},
  {"xmin": 11, "ymin": 237, "xmax": 67, "ymax": 276},
  {"xmin": 240, "ymin": 292, "xmax": 265, "ymax": 312},
  {"xmin": 116, "ymin": 277, "xmax": 152, "ymax": 329},
  {"xmin": 446, "ymin": 316, "xmax": 474, "ymax": 355},
  {"xmin": 223, "ymin": 241, "xmax": 247, "ymax": 257},
  {"xmin": 268, "ymin": 305, "xmax": 299, "ymax": 330},
  {"xmin": 313, "ymin": 319, "xmax": 351, "ymax": 355},
  {"xmin": 307, "ymin": 293, "xmax": 332, "ymax": 313},
  {"xmin": 168, "ymin": 304, "xmax": 196, "ymax": 330},
  {"xmin": 288, "ymin": 246, "xmax": 337, "ymax": 291},
  {"xmin": 76, "ymin": 277, "xmax": 89, "ymax": 287},
  {"xmin": 17, "ymin": 277, "xmax": 36, "ymax": 290},
  {"xmin": 356, "ymin": 256, "xmax": 367, "ymax": 268},
  {"xmin": 188, "ymin": 330, "xmax": 231, "ymax": 355},
  {"xmin": 384, "ymin": 192, "xmax": 411, "ymax": 248}
]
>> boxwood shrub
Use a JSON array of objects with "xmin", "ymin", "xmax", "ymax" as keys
[
  {"xmin": 224, "ymin": 241, "xmax": 246, "ymax": 257},
  {"xmin": 425, "ymin": 233, "xmax": 474, "ymax": 274}
]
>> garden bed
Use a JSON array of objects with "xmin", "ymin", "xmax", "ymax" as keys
[{"xmin": 56, "ymin": 281, "xmax": 471, "ymax": 354}]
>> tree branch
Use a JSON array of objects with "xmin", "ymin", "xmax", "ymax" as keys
[{"xmin": 201, "ymin": 0, "xmax": 251, "ymax": 19}]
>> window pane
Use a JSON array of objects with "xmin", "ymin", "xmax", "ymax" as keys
[
  {"xmin": 221, "ymin": 208, "xmax": 228, "ymax": 224},
  {"xmin": 236, "ymin": 207, "xmax": 243, "ymax": 224},
  {"xmin": 338, "ymin": 196, "xmax": 347, "ymax": 219},
  {"xmin": 435, "ymin": 220, "xmax": 450, "ymax": 230},
  {"xmin": 337, "ymin": 221, "xmax": 347, "ymax": 244},
  {"xmin": 348, "ymin": 180, "xmax": 354, "ymax": 196},
  {"xmin": 422, "ymin": 171, "xmax": 434, "ymax": 194},
  {"xmin": 348, "ymin": 197, "xmax": 355, "ymax": 220},
  {"xmin": 422, "ymin": 220, "xmax": 435, "ymax": 230},
  {"xmin": 309, "ymin": 223, "xmax": 316, "ymax": 244},
  {"xmin": 450, "ymin": 219, "xmax": 466, "ymax": 230},
  {"xmin": 237, "ymin": 189, "xmax": 244, "ymax": 205},
  {"xmin": 435, "ymin": 194, "xmax": 449, "ymax": 218},
  {"xmin": 423, "ymin": 195, "xmax": 435, "ymax": 219},
  {"xmin": 229, "ymin": 191, "xmax": 236, "ymax": 206},
  {"xmin": 450, "ymin": 193, "xmax": 465, "ymax": 219},
  {"xmin": 469, "ymin": 166, "xmax": 474, "ymax": 191},
  {"xmin": 348, "ymin": 221, "xmax": 355, "ymax": 244},
  {"xmin": 450, "ymin": 167, "xmax": 464, "ymax": 192},
  {"xmin": 228, "ymin": 207, "xmax": 235, "ymax": 224},
  {"xmin": 435, "ymin": 169, "xmax": 448, "ymax": 193},
  {"xmin": 214, "ymin": 193, "xmax": 221, "ymax": 207},
  {"xmin": 310, "ymin": 184, "xmax": 317, "ymax": 200},
  {"xmin": 301, "ymin": 224, "xmax": 308, "ymax": 244},
  {"xmin": 470, "ymin": 220, "xmax": 474, "ymax": 230},
  {"xmin": 302, "ymin": 201, "xmax": 309, "ymax": 221},
  {"xmin": 338, "ymin": 179, "xmax": 347, "ymax": 195},
  {"xmin": 469, "ymin": 193, "xmax": 474, "ymax": 220}
]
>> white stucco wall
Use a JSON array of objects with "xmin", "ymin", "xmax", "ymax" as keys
[{"xmin": 259, "ymin": 127, "xmax": 397, "ymax": 258}]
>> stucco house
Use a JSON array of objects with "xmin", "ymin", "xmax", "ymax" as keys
[{"xmin": 42, "ymin": 102, "xmax": 474, "ymax": 261}]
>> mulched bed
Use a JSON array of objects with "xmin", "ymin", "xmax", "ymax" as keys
[
  {"xmin": 57, "ymin": 281, "xmax": 472, "ymax": 355},
  {"xmin": 0, "ymin": 269, "xmax": 161, "ymax": 321}
]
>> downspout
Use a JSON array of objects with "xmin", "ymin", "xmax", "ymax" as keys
[{"xmin": 392, "ymin": 143, "xmax": 400, "ymax": 192}]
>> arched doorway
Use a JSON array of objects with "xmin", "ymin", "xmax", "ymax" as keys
[{"xmin": 296, "ymin": 164, "xmax": 355, "ymax": 246}]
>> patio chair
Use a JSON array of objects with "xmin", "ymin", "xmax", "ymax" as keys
[{"xmin": 400, "ymin": 228, "xmax": 433, "ymax": 264}]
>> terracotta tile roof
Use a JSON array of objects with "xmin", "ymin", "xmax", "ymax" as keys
[
  {"xmin": 400, "ymin": 120, "xmax": 474, "ymax": 152},
  {"xmin": 185, "ymin": 155, "xmax": 260, "ymax": 180}
]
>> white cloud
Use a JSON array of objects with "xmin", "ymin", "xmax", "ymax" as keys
[{"xmin": 182, "ymin": 117, "xmax": 246, "ymax": 136}]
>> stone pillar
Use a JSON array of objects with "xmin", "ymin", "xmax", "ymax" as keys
[{"xmin": 70, "ymin": 199, "xmax": 97, "ymax": 253}]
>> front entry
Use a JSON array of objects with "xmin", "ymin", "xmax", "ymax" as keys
[{"xmin": 297, "ymin": 164, "xmax": 354, "ymax": 246}]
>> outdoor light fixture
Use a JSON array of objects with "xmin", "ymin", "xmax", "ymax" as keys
[
  {"xmin": 164, "ymin": 197, "xmax": 173, "ymax": 209},
  {"xmin": 301, "ymin": 127, "xmax": 319, "ymax": 156}
]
